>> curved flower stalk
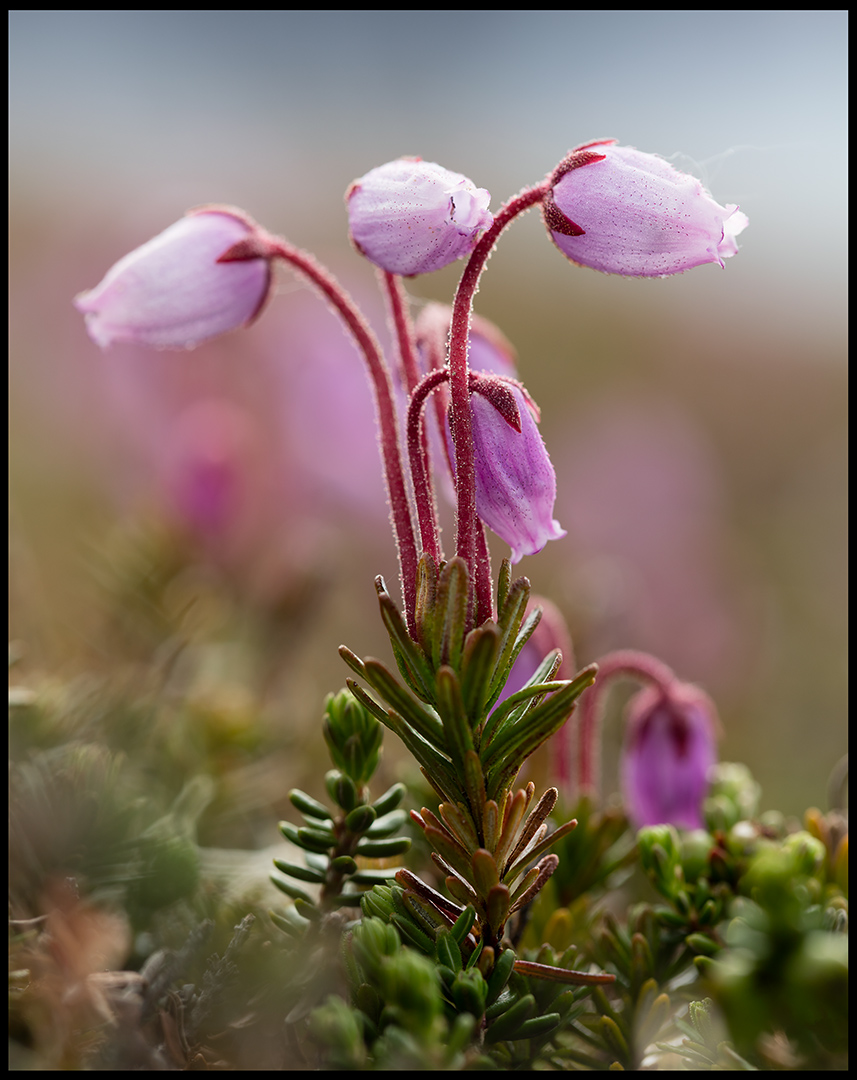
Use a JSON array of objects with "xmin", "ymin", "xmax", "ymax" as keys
[
  {"xmin": 405, "ymin": 364, "xmax": 566, "ymax": 572},
  {"xmin": 74, "ymin": 142, "xmax": 747, "ymax": 636},
  {"xmin": 410, "ymin": 304, "xmax": 565, "ymax": 569},
  {"xmin": 414, "ymin": 302, "xmax": 519, "ymax": 384},
  {"xmin": 413, "ymin": 302, "xmax": 518, "ymax": 497},
  {"xmin": 444, "ymin": 184, "xmax": 553, "ymax": 616},
  {"xmin": 74, "ymin": 205, "xmax": 420, "ymax": 626},
  {"xmin": 434, "ymin": 142, "xmax": 746, "ymax": 616},
  {"xmin": 576, "ymin": 649, "xmax": 720, "ymax": 830}
]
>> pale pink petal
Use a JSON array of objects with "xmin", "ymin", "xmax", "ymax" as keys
[
  {"xmin": 74, "ymin": 209, "xmax": 272, "ymax": 349},
  {"xmin": 546, "ymin": 144, "xmax": 748, "ymax": 277},
  {"xmin": 347, "ymin": 158, "xmax": 492, "ymax": 276}
]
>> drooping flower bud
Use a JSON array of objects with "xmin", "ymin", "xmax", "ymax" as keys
[
  {"xmin": 74, "ymin": 206, "xmax": 275, "ymax": 349},
  {"xmin": 621, "ymin": 681, "xmax": 718, "ymax": 829},
  {"xmin": 346, "ymin": 158, "xmax": 493, "ymax": 276},
  {"xmin": 544, "ymin": 141, "xmax": 748, "ymax": 277},
  {"xmin": 467, "ymin": 377, "xmax": 566, "ymax": 563}
]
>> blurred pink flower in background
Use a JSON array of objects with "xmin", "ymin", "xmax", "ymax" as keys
[
  {"xmin": 94, "ymin": 279, "xmax": 392, "ymax": 585},
  {"xmin": 555, "ymin": 393, "xmax": 752, "ymax": 691},
  {"xmin": 166, "ymin": 397, "xmax": 253, "ymax": 541},
  {"xmin": 13, "ymin": 221, "xmax": 394, "ymax": 605},
  {"xmin": 280, "ymin": 290, "xmax": 390, "ymax": 521},
  {"xmin": 620, "ymin": 681, "xmax": 719, "ymax": 830}
]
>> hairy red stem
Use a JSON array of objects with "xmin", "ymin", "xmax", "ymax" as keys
[
  {"xmin": 576, "ymin": 650, "xmax": 678, "ymax": 799},
  {"xmin": 447, "ymin": 182, "xmax": 550, "ymax": 624}
]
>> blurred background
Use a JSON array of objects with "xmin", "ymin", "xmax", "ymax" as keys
[{"xmin": 10, "ymin": 10, "xmax": 847, "ymax": 827}]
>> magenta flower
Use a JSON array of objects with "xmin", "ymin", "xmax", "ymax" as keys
[
  {"xmin": 346, "ymin": 158, "xmax": 493, "ymax": 276},
  {"xmin": 544, "ymin": 141, "xmax": 749, "ymax": 277},
  {"xmin": 621, "ymin": 682, "xmax": 718, "ymax": 829},
  {"xmin": 468, "ymin": 378, "xmax": 566, "ymax": 563},
  {"xmin": 74, "ymin": 207, "xmax": 274, "ymax": 349}
]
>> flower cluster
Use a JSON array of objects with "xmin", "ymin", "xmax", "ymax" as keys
[
  {"xmin": 75, "ymin": 147, "xmax": 747, "ymax": 605},
  {"xmin": 73, "ymin": 142, "xmax": 748, "ymax": 830},
  {"xmin": 71, "ymin": 142, "xmax": 763, "ymax": 1067}
]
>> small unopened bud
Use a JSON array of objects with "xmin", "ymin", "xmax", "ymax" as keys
[
  {"xmin": 346, "ymin": 158, "xmax": 492, "ymax": 276},
  {"xmin": 544, "ymin": 141, "xmax": 748, "ymax": 277},
  {"xmin": 74, "ymin": 206, "xmax": 275, "ymax": 349}
]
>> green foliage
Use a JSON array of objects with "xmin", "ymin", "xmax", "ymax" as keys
[
  {"xmin": 9, "ymin": 518, "xmax": 848, "ymax": 1071},
  {"xmin": 271, "ymin": 688, "xmax": 411, "ymax": 927},
  {"xmin": 270, "ymin": 596, "xmax": 849, "ymax": 1073},
  {"xmin": 708, "ymin": 841, "xmax": 848, "ymax": 1066},
  {"xmin": 337, "ymin": 916, "xmax": 478, "ymax": 1069},
  {"xmin": 308, "ymin": 994, "xmax": 368, "ymax": 1070},
  {"xmin": 126, "ymin": 776, "xmax": 214, "ymax": 920},
  {"xmin": 323, "ymin": 687, "xmax": 384, "ymax": 787},
  {"xmin": 340, "ymin": 560, "xmax": 597, "ymax": 956},
  {"xmin": 10, "ymin": 652, "xmax": 848, "ymax": 1070},
  {"xmin": 339, "ymin": 904, "xmax": 610, "ymax": 1069},
  {"xmin": 658, "ymin": 998, "xmax": 757, "ymax": 1070}
]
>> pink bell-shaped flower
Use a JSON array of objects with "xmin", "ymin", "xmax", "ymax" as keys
[
  {"xmin": 74, "ymin": 206, "xmax": 274, "ymax": 349},
  {"xmin": 621, "ymin": 681, "xmax": 718, "ymax": 829},
  {"xmin": 544, "ymin": 141, "xmax": 748, "ymax": 277},
  {"xmin": 346, "ymin": 158, "xmax": 493, "ymax": 276},
  {"xmin": 468, "ymin": 377, "xmax": 566, "ymax": 563}
]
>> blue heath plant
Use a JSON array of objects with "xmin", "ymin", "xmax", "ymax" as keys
[{"xmin": 61, "ymin": 140, "xmax": 848, "ymax": 1070}]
